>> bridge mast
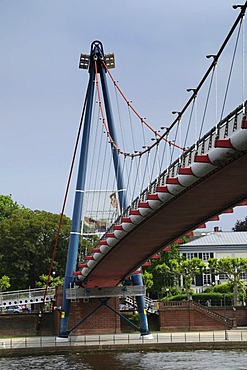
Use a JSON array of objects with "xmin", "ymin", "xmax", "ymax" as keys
[
  {"xmin": 59, "ymin": 41, "xmax": 150, "ymax": 337},
  {"xmin": 98, "ymin": 43, "xmax": 151, "ymax": 336},
  {"xmin": 59, "ymin": 42, "xmax": 97, "ymax": 337}
]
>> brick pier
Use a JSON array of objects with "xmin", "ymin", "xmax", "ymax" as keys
[{"xmin": 55, "ymin": 286, "xmax": 121, "ymax": 335}]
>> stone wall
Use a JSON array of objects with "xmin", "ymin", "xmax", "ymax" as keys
[
  {"xmin": 158, "ymin": 301, "xmax": 247, "ymax": 331},
  {"xmin": 0, "ymin": 312, "xmax": 55, "ymax": 337},
  {"xmin": 1, "ymin": 296, "xmax": 247, "ymax": 337},
  {"xmin": 212, "ymin": 306, "xmax": 247, "ymax": 327}
]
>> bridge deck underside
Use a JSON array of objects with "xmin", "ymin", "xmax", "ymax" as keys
[{"xmin": 84, "ymin": 152, "xmax": 247, "ymax": 287}]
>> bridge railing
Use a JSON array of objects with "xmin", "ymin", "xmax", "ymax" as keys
[
  {"xmin": 102, "ymin": 101, "xmax": 246, "ymax": 238},
  {"xmin": 161, "ymin": 101, "xmax": 246, "ymax": 179},
  {"xmin": 0, "ymin": 287, "xmax": 55, "ymax": 308},
  {"xmin": 1, "ymin": 330, "xmax": 247, "ymax": 349}
]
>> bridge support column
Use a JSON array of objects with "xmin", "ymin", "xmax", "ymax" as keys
[
  {"xmin": 131, "ymin": 271, "xmax": 152, "ymax": 337},
  {"xmin": 59, "ymin": 49, "xmax": 96, "ymax": 338}
]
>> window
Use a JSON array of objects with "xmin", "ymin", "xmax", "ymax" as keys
[
  {"xmin": 202, "ymin": 253, "xmax": 210, "ymax": 261},
  {"xmin": 186, "ymin": 253, "xmax": 194, "ymax": 260},
  {"xmin": 203, "ymin": 274, "xmax": 211, "ymax": 285}
]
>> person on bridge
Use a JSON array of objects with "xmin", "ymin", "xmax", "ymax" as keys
[{"xmin": 110, "ymin": 192, "xmax": 119, "ymax": 223}]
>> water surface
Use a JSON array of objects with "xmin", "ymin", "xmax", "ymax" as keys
[{"xmin": 1, "ymin": 350, "xmax": 247, "ymax": 369}]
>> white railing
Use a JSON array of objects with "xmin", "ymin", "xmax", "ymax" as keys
[{"xmin": 0, "ymin": 287, "xmax": 55, "ymax": 308}]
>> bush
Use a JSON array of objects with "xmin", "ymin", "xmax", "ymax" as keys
[
  {"xmin": 165, "ymin": 292, "xmax": 233, "ymax": 306},
  {"xmin": 204, "ymin": 282, "xmax": 233, "ymax": 294},
  {"xmin": 192, "ymin": 292, "xmax": 232, "ymax": 306},
  {"xmin": 166, "ymin": 294, "xmax": 187, "ymax": 301},
  {"xmin": 128, "ymin": 312, "xmax": 140, "ymax": 326}
]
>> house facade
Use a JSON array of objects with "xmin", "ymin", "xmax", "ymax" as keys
[{"xmin": 178, "ymin": 231, "xmax": 247, "ymax": 293}]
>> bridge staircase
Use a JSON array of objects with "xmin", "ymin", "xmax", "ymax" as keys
[
  {"xmin": 160, "ymin": 300, "xmax": 233, "ymax": 330},
  {"xmin": 191, "ymin": 301, "xmax": 233, "ymax": 329},
  {"xmin": 121, "ymin": 296, "xmax": 159, "ymax": 315}
]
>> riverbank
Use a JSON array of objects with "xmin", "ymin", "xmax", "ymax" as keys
[
  {"xmin": 2, "ymin": 341, "xmax": 247, "ymax": 358},
  {"xmin": 1, "ymin": 330, "xmax": 247, "ymax": 357}
]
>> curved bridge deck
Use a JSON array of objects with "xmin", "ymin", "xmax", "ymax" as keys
[{"xmin": 85, "ymin": 150, "xmax": 247, "ymax": 287}]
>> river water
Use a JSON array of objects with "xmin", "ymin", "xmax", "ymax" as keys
[{"xmin": 1, "ymin": 350, "xmax": 247, "ymax": 369}]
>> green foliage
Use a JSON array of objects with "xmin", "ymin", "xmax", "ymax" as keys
[
  {"xmin": 128, "ymin": 312, "xmax": 140, "ymax": 326},
  {"xmin": 238, "ymin": 279, "xmax": 246, "ymax": 303},
  {"xmin": 36, "ymin": 274, "xmax": 63, "ymax": 288},
  {"xmin": 143, "ymin": 242, "xmax": 183, "ymax": 298},
  {"xmin": 165, "ymin": 293, "xmax": 186, "ymax": 301},
  {"xmin": 156, "ymin": 257, "xmax": 206, "ymax": 300},
  {"xmin": 208, "ymin": 257, "xmax": 247, "ymax": 305},
  {"xmin": 0, "ymin": 194, "xmax": 19, "ymax": 222},
  {"xmin": 0, "ymin": 195, "xmax": 72, "ymax": 290},
  {"xmin": 0, "ymin": 275, "xmax": 10, "ymax": 291},
  {"xmin": 80, "ymin": 234, "xmax": 99, "ymax": 257},
  {"xmin": 161, "ymin": 285, "xmax": 180, "ymax": 298},
  {"xmin": 142, "ymin": 270, "xmax": 153, "ymax": 290},
  {"xmin": 167, "ymin": 292, "xmax": 233, "ymax": 306},
  {"xmin": 204, "ymin": 282, "xmax": 232, "ymax": 294},
  {"xmin": 233, "ymin": 217, "xmax": 247, "ymax": 231},
  {"xmin": 191, "ymin": 292, "xmax": 233, "ymax": 306}
]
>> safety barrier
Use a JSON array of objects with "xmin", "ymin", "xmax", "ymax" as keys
[
  {"xmin": 1, "ymin": 330, "xmax": 247, "ymax": 350},
  {"xmin": 0, "ymin": 287, "xmax": 55, "ymax": 308}
]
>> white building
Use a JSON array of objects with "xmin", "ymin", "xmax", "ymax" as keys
[{"xmin": 179, "ymin": 231, "xmax": 247, "ymax": 293}]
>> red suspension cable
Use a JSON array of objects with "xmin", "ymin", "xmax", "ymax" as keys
[
  {"xmin": 94, "ymin": 61, "xmax": 184, "ymax": 158},
  {"xmin": 103, "ymin": 61, "xmax": 185, "ymax": 152}
]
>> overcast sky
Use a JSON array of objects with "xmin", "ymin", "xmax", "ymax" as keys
[{"xmin": 1, "ymin": 0, "xmax": 246, "ymax": 231}]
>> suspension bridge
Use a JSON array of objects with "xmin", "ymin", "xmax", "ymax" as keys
[{"xmin": 45, "ymin": 3, "xmax": 247, "ymax": 337}]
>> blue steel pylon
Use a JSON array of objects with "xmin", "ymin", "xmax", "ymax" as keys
[{"xmin": 59, "ymin": 41, "xmax": 150, "ymax": 337}]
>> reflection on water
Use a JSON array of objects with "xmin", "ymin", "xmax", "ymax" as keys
[
  {"xmin": 1, "ymin": 350, "xmax": 247, "ymax": 370},
  {"xmin": 0, "ymin": 355, "xmax": 86, "ymax": 370},
  {"xmin": 116, "ymin": 351, "xmax": 247, "ymax": 370}
]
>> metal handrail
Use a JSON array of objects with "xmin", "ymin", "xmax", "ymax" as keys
[{"xmin": 0, "ymin": 287, "xmax": 55, "ymax": 307}]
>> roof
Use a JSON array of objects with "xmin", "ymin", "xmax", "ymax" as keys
[{"xmin": 181, "ymin": 232, "xmax": 247, "ymax": 247}]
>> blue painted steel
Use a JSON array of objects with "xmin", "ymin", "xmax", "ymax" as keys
[
  {"xmin": 99, "ymin": 51, "xmax": 150, "ymax": 335},
  {"xmin": 100, "ymin": 68, "xmax": 127, "ymax": 211},
  {"xmin": 131, "ymin": 273, "xmax": 150, "ymax": 336},
  {"xmin": 59, "ymin": 40, "xmax": 150, "ymax": 337},
  {"xmin": 99, "ymin": 48, "xmax": 149, "ymax": 336},
  {"xmin": 59, "ymin": 52, "xmax": 96, "ymax": 337}
]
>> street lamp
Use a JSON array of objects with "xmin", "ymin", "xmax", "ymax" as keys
[
  {"xmin": 233, "ymin": 306, "xmax": 236, "ymax": 327},
  {"xmin": 51, "ymin": 271, "xmax": 56, "ymax": 286},
  {"xmin": 223, "ymin": 294, "xmax": 228, "ymax": 340}
]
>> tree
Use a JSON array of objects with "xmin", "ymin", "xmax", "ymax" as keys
[
  {"xmin": 232, "ymin": 216, "xmax": 247, "ymax": 231},
  {"xmin": 0, "ymin": 275, "xmax": 10, "ymax": 291},
  {"xmin": 0, "ymin": 194, "xmax": 19, "ymax": 221},
  {"xmin": 80, "ymin": 234, "xmax": 99, "ymax": 257},
  {"xmin": 36, "ymin": 274, "xmax": 63, "ymax": 288},
  {"xmin": 0, "ymin": 202, "xmax": 71, "ymax": 290},
  {"xmin": 144, "ymin": 242, "xmax": 182, "ymax": 299},
  {"xmin": 208, "ymin": 257, "xmax": 247, "ymax": 305},
  {"xmin": 156, "ymin": 257, "xmax": 206, "ymax": 300},
  {"xmin": 142, "ymin": 270, "xmax": 153, "ymax": 291}
]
